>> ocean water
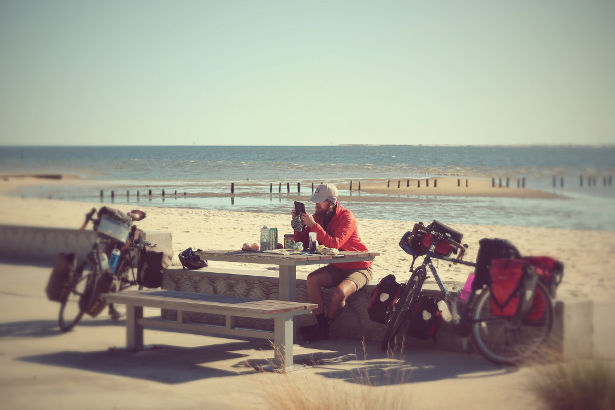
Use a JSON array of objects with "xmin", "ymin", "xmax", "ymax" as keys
[{"xmin": 2, "ymin": 145, "xmax": 615, "ymax": 230}]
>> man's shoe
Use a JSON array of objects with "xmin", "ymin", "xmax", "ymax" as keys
[{"xmin": 303, "ymin": 325, "xmax": 329, "ymax": 342}]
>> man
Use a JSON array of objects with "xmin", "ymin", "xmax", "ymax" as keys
[{"xmin": 292, "ymin": 183, "xmax": 373, "ymax": 342}]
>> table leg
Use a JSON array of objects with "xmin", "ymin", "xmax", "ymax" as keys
[
  {"xmin": 273, "ymin": 316, "xmax": 294, "ymax": 371},
  {"xmin": 126, "ymin": 304, "xmax": 143, "ymax": 351},
  {"xmin": 278, "ymin": 265, "xmax": 296, "ymax": 301}
]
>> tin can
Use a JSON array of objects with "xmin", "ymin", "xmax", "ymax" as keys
[
  {"xmin": 269, "ymin": 228, "xmax": 278, "ymax": 250},
  {"xmin": 284, "ymin": 234, "xmax": 295, "ymax": 249}
]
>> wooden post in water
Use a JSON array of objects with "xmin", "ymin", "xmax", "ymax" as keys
[
  {"xmin": 407, "ymin": 179, "xmax": 409, "ymax": 187},
  {"xmin": 162, "ymin": 189, "xmax": 165, "ymax": 198},
  {"xmin": 506, "ymin": 177, "xmax": 509, "ymax": 188},
  {"xmin": 418, "ymin": 180, "xmax": 421, "ymax": 188},
  {"xmin": 349, "ymin": 180, "xmax": 353, "ymax": 191},
  {"xmin": 358, "ymin": 181, "xmax": 361, "ymax": 191},
  {"xmin": 387, "ymin": 180, "xmax": 390, "ymax": 188},
  {"xmin": 397, "ymin": 180, "xmax": 400, "ymax": 188},
  {"xmin": 426, "ymin": 179, "xmax": 429, "ymax": 187},
  {"xmin": 137, "ymin": 190, "xmax": 140, "ymax": 199},
  {"xmin": 434, "ymin": 179, "xmax": 437, "ymax": 188},
  {"xmin": 492, "ymin": 177, "xmax": 495, "ymax": 187},
  {"xmin": 111, "ymin": 190, "xmax": 115, "ymax": 200},
  {"xmin": 270, "ymin": 183, "xmax": 272, "ymax": 193},
  {"xmin": 231, "ymin": 183, "xmax": 234, "ymax": 194},
  {"xmin": 498, "ymin": 178, "xmax": 502, "ymax": 188},
  {"xmin": 457, "ymin": 179, "xmax": 460, "ymax": 187},
  {"xmin": 465, "ymin": 178, "xmax": 468, "ymax": 188},
  {"xmin": 312, "ymin": 182, "xmax": 314, "ymax": 193},
  {"xmin": 297, "ymin": 182, "xmax": 300, "ymax": 193},
  {"xmin": 174, "ymin": 190, "xmax": 177, "ymax": 197},
  {"xmin": 286, "ymin": 182, "xmax": 290, "ymax": 193},
  {"xmin": 148, "ymin": 189, "xmax": 152, "ymax": 197},
  {"xmin": 126, "ymin": 190, "xmax": 129, "ymax": 199},
  {"xmin": 279, "ymin": 183, "xmax": 281, "ymax": 193},
  {"xmin": 522, "ymin": 177, "xmax": 525, "ymax": 188},
  {"xmin": 100, "ymin": 190, "xmax": 103, "ymax": 199}
]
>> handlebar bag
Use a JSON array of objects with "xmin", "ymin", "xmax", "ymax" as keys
[
  {"xmin": 95, "ymin": 207, "xmax": 133, "ymax": 243},
  {"xmin": 46, "ymin": 253, "xmax": 76, "ymax": 302},
  {"xmin": 399, "ymin": 228, "xmax": 427, "ymax": 256},
  {"xmin": 489, "ymin": 258, "xmax": 537, "ymax": 317},
  {"xmin": 368, "ymin": 274, "xmax": 403, "ymax": 324}
]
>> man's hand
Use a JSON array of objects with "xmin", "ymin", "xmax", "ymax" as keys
[{"xmin": 301, "ymin": 212, "xmax": 316, "ymax": 228}]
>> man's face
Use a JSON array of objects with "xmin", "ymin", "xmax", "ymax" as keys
[{"xmin": 314, "ymin": 200, "xmax": 332, "ymax": 216}]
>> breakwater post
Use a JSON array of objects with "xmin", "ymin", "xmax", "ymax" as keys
[
  {"xmin": 434, "ymin": 179, "xmax": 437, "ymax": 188},
  {"xmin": 426, "ymin": 179, "xmax": 429, "ymax": 187},
  {"xmin": 358, "ymin": 181, "xmax": 361, "ymax": 191},
  {"xmin": 126, "ymin": 190, "xmax": 129, "ymax": 200},
  {"xmin": 387, "ymin": 180, "xmax": 390, "ymax": 188},
  {"xmin": 397, "ymin": 180, "xmax": 400, "ymax": 188},
  {"xmin": 279, "ymin": 183, "xmax": 281, "ymax": 193},
  {"xmin": 465, "ymin": 178, "xmax": 468, "ymax": 188},
  {"xmin": 492, "ymin": 177, "xmax": 495, "ymax": 187},
  {"xmin": 506, "ymin": 177, "xmax": 509, "ymax": 188},
  {"xmin": 349, "ymin": 180, "xmax": 352, "ymax": 191},
  {"xmin": 230, "ymin": 184, "xmax": 234, "ymax": 194},
  {"xmin": 312, "ymin": 182, "xmax": 314, "ymax": 193},
  {"xmin": 270, "ymin": 183, "xmax": 272, "ymax": 193},
  {"xmin": 100, "ymin": 190, "xmax": 103, "ymax": 199},
  {"xmin": 297, "ymin": 182, "xmax": 300, "ymax": 193},
  {"xmin": 286, "ymin": 182, "xmax": 290, "ymax": 193},
  {"xmin": 457, "ymin": 178, "xmax": 460, "ymax": 187}
]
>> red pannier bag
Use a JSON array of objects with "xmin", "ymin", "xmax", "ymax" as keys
[
  {"xmin": 523, "ymin": 256, "xmax": 563, "ymax": 298},
  {"xmin": 489, "ymin": 258, "xmax": 537, "ymax": 317}
]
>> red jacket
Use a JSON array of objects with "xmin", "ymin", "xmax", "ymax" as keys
[{"xmin": 294, "ymin": 202, "xmax": 371, "ymax": 270}]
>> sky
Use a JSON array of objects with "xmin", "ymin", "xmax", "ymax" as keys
[{"xmin": 0, "ymin": 0, "xmax": 614, "ymax": 146}]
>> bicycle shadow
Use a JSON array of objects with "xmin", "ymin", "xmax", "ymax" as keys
[
  {"xmin": 18, "ymin": 341, "xmax": 262, "ymax": 384},
  {"xmin": 0, "ymin": 317, "xmax": 127, "ymax": 339}
]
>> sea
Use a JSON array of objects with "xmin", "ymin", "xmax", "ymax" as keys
[{"xmin": 1, "ymin": 145, "xmax": 614, "ymax": 231}]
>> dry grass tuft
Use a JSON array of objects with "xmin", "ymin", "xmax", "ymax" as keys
[
  {"xmin": 259, "ymin": 338, "xmax": 411, "ymax": 410},
  {"xmin": 531, "ymin": 356, "xmax": 615, "ymax": 410}
]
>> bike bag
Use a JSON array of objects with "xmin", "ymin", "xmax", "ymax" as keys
[
  {"xmin": 522, "ymin": 256, "xmax": 564, "ymax": 298},
  {"xmin": 94, "ymin": 207, "xmax": 133, "ymax": 243},
  {"xmin": 46, "ymin": 253, "xmax": 76, "ymax": 302},
  {"xmin": 81, "ymin": 272, "xmax": 119, "ymax": 317},
  {"xmin": 489, "ymin": 258, "xmax": 537, "ymax": 317},
  {"xmin": 406, "ymin": 292, "xmax": 443, "ymax": 341},
  {"xmin": 473, "ymin": 238, "xmax": 521, "ymax": 291},
  {"xmin": 139, "ymin": 250, "xmax": 166, "ymax": 288},
  {"xmin": 399, "ymin": 221, "xmax": 462, "ymax": 258},
  {"xmin": 368, "ymin": 274, "xmax": 403, "ymax": 324}
]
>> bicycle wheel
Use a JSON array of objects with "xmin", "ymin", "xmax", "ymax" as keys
[
  {"xmin": 58, "ymin": 261, "xmax": 93, "ymax": 332},
  {"xmin": 471, "ymin": 281, "xmax": 554, "ymax": 365},
  {"xmin": 381, "ymin": 266, "xmax": 426, "ymax": 351}
]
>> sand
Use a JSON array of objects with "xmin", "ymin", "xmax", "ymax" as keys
[{"xmin": 1, "ymin": 175, "xmax": 614, "ymax": 301}]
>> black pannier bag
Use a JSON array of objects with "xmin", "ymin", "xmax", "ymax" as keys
[
  {"xmin": 178, "ymin": 247, "xmax": 208, "ymax": 270},
  {"xmin": 406, "ymin": 292, "xmax": 443, "ymax": 341},
  {"xmin": 139, "ymin": 251, "xmax": 166, "ymax": 288},
  {"xmin": 368, "ymin": 274, "xmax": 403, "ymax": 324},
  {"xmin": 46, "ymin": 253, "xmax": 76, "ymax": 302},
  {"xmin": 473, "ymin": 238, "xmax": 521, "ymax": 291},
  {"xmin": 81, "ymin": 272, "xmax": 119, "ymax": 317}
]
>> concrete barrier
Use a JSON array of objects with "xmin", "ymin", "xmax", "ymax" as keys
[
  {"xmin": 2, "ymin": 224, "xmax": 612, "ymax": 359},
  {"xmin": 0, "ymin": 224, "xmax": 173, "ymax": 263}
]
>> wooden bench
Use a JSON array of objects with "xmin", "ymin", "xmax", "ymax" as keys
[{"xmin": 104, "ymin": 289, "xmax": 317, "ymax": 371}]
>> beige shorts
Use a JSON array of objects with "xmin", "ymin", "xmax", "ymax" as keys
[{"xmin": 312, "ymin": 264, "xmax": 373, "ymax": 290}]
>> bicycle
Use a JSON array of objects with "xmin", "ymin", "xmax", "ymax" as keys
[
  {"xmin": 58, "ymin": 207, "xmax": 151, "ymax": 332},
  {"xmin": 381, "ymin": 221, "xmax": 554, "ymax": 365}
]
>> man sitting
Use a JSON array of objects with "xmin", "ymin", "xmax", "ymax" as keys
[{"xmin": 292, "ymin": 183, "xmax": 373, "ymax": 342}]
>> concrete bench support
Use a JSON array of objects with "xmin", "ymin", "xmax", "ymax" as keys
[{"xmin": 105, "ymin": 290, "xmax": 317, "ymax": 371}]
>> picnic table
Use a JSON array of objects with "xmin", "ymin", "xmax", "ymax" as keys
[{"xmin": 196, "ymin": 250, "xmax": 380, "ymax": 301}]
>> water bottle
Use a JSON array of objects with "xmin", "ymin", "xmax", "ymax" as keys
[
  {"xmin": 260, "ymin": 226, "xmax": 270, "ymax": 251},
  {"xmin": 99, "ymin": 251, "xmax": 109, "ymax": 272},
  {"xmin": 109, "ymin": 248, "xmax": 121, "ymax": 274}
]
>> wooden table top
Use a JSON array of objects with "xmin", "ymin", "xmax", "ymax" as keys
[{"xmin": 196, "ymin": 250, "xmax": 379, "ymax": 266}]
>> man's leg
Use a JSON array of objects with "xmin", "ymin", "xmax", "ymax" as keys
[
  {"xmin": 306, "ymin": 265, "xmax": 336, "ymax": 315},
  {"xmin": 327, "ymin": 279, "xmax": 358, "ymax": 320}
]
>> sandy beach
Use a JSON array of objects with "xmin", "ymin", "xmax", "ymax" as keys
[{"xmin": 1, "ymin": 176, "xmax": 614, "ymax": 301}]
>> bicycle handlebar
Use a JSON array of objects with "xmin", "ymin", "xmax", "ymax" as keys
[
  {"xmin": 412, "ymin": 223, "xmax": 466, "ymax": 261},
  {"xmin": 78, "ymin": 208, "xmax": 97, "ymax": 232}
]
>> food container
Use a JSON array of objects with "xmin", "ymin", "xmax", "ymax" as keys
[
  {"xmin": 269, "ymin": 228, "xmax": 278, "ymax": 250},
  {"xmin": 284, "ymin": 234, "xmax": 295, "ymax": 249}
]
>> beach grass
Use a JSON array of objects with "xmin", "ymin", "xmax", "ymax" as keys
[
  {"xmin": 259, "ymin": 339, "xmax": 412, "ymax": 410},
  {"xmin": 530, "ymin": 355, "xmax": 615, "ymax": 410}
]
